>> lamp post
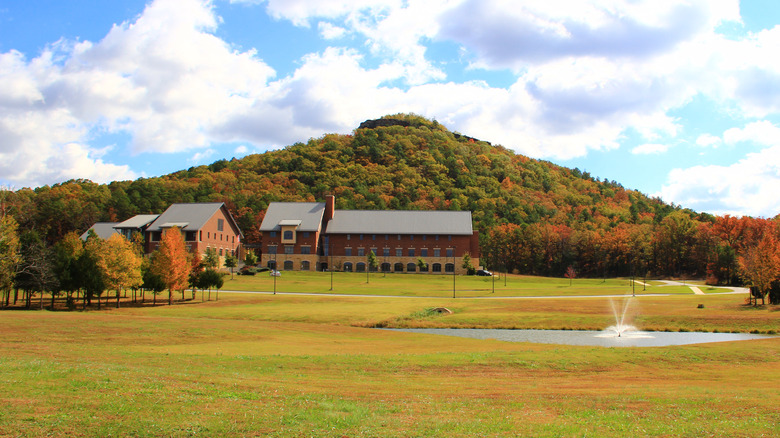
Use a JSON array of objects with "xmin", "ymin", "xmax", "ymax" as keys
[
  {"xmin": 329, "ymin": 244, "xmax": 333, "ymax": 292},
  {"xmin": 273, "ymin": 251, "xmax": 277, "ymax": 295},
  {"xmin": 452, "ymin": 254, "xmax": 456, "ymax": 299}
]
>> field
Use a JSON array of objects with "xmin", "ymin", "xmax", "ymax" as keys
[{"xmin": 1, "ymin": 273, "xmax": 778, "ymax": 437}]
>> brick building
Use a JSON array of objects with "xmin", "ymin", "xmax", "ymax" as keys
[{"xmin": 259, "ymin": 196, "xmax": 480, "ymax": 274}]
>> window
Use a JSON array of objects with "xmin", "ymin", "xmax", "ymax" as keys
[
  {"xmin": 303, "ymin": 231, "xmax": 310, "ymax": 238},
  {"xmin": 269, "ymin": 231, "xmax": 277, "ymax": 237},
  {"xmin": 383, "ymin": 248, "xmax": 390, "ymax": 257},
  {"xmin": 283, "ymin": 230, "xmax": 293, "ymax": 240},
  {"xmin": 421, "ymin": 249, "xmax": 428, "ymax": 257},
  {"xmin": 445, "ymin": 263, "xmax": 455, "ymax": 273},
  {"xmin": 268, "ymin": 245, "xmax": 277, "ymax": 254},
  {"xmin": 395, "ymin": 248, "xmax": 402, "ymax": 257},
  {"xmin": 283, "ymin": 260, "xmax": 294, "ymax": 271},
  {"xmin": 394, "ymin": 262, "xmax": 404, "ymax": 272},
  {"xmin": 407, "ymin": 263, "xmax": 417, "ymax": 272},
  {"xmin": 422, "ymin": 235, "xmax": 427, "ymax": 241},
  {"xmin": 370, "ymin": 248, "xmax": 377, "ymax": 255},
  {"xmin": 151, "ymin": 232, "xmax": 161, "ymax": 242},
  {"xmin": 301, "ymin": 246, "xmax": 311, "ymax": 255},
  {"xmin": 358, "ymin": 248, "xmax": 365, "ymax": 257},
  {"xmin": 446, "ymin": 248, "xmax": 454, "ymax": 258},
  {"xmin": 448, "ymin": 235, "xmax": 452, "ymax": 241},
  {"xmin": 301, "ymin": 261, "xmax": 310, "ymax": 271},
  {"xmin": 199, "ymin": 231, "xmax": 202, "ymax": 241},
  {"xmin": 381, "ymin": 263, "xmax": 391, "ymax": 272},
  {"xmin": 217, "ymin": 219, "xmax": 224, "ymax": 231},
  {"xmin": 435, "ymin": 235, "xmax": 439, "ymax": 241},
  {"xmin": 185, "ymin": 231, "xmax": 196, "ymax": 242},
  {"xmin": 356, "ymin": 262, "xmax": 366, "ymax": 272},
  {"xmin": 397, "ymin": 234, "xmax": 401, "ymax": 240},
  {"xmin": 359, "ymin": 234, "xmax": 364, "ymax": 241},
  {"xmin": 345, "ymin": 248, "xmax": 352, "ymax": 256},
  {"xmin": 408, "ymin": 249, "xmax": 415, "ymax": 257},
  {"xmin": 372, "ymin": 234, "xmax": 376, "ymax": 240},
  {"xmin": 420, "ymin": 262, "xmax": 429, "ymax": 272},
  {"xmin": 410, "ymin": 235, "xmax": 414, "ymax": 241},
  {"xmin": 347, "ymin": 234, "xmax": 351, "ymax": 240},
  {"xmin": 285, "ymin": 246, "xmax": 294, "ymax": 254},
  {"xmin": 385, "ymin": 234, "xmax": 389, "ymax": 240},
  {"xmin": 343, "ymin": 262, "xmax": 353, "ymax": 272},
  {"xmin": 434, "ymin": 249, "xmax": 441, "ymax": 257},
  {"xmin": 267, "ymin": 260, "xmax": 276, "ymax": 270},
  {"xmin": 219, "ymin": 248, "xmax": 223, "ymax": 256}
]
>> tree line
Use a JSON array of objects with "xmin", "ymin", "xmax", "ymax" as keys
[{"xmin": 0, "ymin": 215, "xmax": 248, "ymax": 310}]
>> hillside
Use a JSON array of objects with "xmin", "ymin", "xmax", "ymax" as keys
[{"xmin": 3, "ymin": 113, "xmax": 740, "ymax": 280}]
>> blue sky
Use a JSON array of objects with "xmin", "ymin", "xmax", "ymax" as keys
[{"xmin": 1, "ymin": 0, "xmax": 779, "ymax": 217}]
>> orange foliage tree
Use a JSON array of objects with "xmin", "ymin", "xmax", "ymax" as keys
[
  {"xmin": 151, "ymin": 227, "xmax": 191, "ymax": 305},
  {"xmin": 738, "ymin": 231, "xmax": 780, "ymax": 306}
]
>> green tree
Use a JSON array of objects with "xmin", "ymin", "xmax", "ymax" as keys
[
  {"xmin": 224, "ymin": 254, "xmax": 238, "ymax": 280},
  {"xmin": 462, "ymin": 253, "xmax": 475, "ymax": 275},
  {"xmin": 199, "ymin": 269, "xmax": 223, "ymax": 301},
  {"xmin": 416, "ymin": 257, "xmax": 428, "ymax": 272},
  {"xmin": 366, "ymin": 250, "xmax": 378, "ymax": 283},
  {"xmin": 244, "ymin": 249, "xmax": 258, "ymax": 267},
  {"xmin": 203, "ymin": 247, "xmax": 219, "ymax": 270}
]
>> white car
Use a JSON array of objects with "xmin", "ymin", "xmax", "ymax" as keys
[{"xmin": 270, "ymin": 270, "xmax": 281, "ymax": 277}]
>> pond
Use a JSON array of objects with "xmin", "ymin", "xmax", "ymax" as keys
[{"xmin": 385, "ymin": 328, "xmax": 774, "ymax": 348}]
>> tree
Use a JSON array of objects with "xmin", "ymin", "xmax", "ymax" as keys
[
  {"xmin": 366, "ymin": 250, "xmax": 378, "ymax": 283},
  {"xmin": 77, "ymin": 243, "xmax": 105, "ymax": 309},
  {"xmin": 0, "ymin": 214, "xmax": 21, "ymax": 308},
  {"xmin": 738, "ymin": 232, "xmax": 780, "ymax": 306},
  {"xmin": 95, "ymin": 234, "xmax": 143, "ymax": 308},
  {"xmin": 188, "ymin": 251, "xmax": 204, "ymax": 300},
  {"xmin": 199, "ymin": 269, "xmax": 223, "ymax": 301},
  {"xmin": 224, "ymin": 254, "xmax": 238, "ymax": 280},
  {"xmin": 52, "ymin": 232, "xmax": 83, "ymax": 309},
  {"xmin": 416, "ymin": 257, "xmax": 427, "ymax": 272},
  {"xmin": 244, "ymin": 249, "xmax": 258, "ymax": 267},
  {"xmin": 203, "ymin": 247, "xmax": 219, "ymax": 270},
  {"xmin": 564, "ymin": 265, "xmax": 576, "ymax": 286},
  {"xmin": 151, "ymin": 227, "xmax": 191, "ymax": 305},
  {"xmin": 141, "ymin": 260, "xmax": 166, "ymax": 305},
  {"xmin": 461, "ymin": 253, "xmax": 475, "ymax": 275}
]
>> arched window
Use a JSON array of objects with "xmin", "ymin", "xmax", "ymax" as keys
[
  {"xmin": 445, "ymin": 263, "xmax": 455, "ymax": 273},
  {"xmin": 432, "ymin": 263, "xmax": 442, "ymax": 272},
  {"xmin": 343, "ymin": 262, "xmax": 353, "ymax": 272},
  {"xmin": 407, "ymin": 263, "xmax": 417, "ymax": 273},
  {"xmin": 381, "ymin": 262, "xmax": 391, "ymax": 272},
  {"xmin": 267, "ymin": 260, "xmax": 277, "ymax": 270},
  {"xmin": 394, "ymin": 262, "xmax": 404, "ymax": 272},
  {"xmin": 283, "ymin": 260, "xmax": 294, "ymax": 271},
  {"xmin": 356, "ymin": 262, "xmax": 366, "ymax": 272},
  {"xmin": 419, "ymin": 262, "xmax": 429, "ymax": 272},
  {"xmin": 301, "ymin": 261, "xmax": 310, "ymax": 271}
]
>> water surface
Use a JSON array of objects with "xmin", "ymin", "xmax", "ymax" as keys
[{"xmin": 386, "ymin": 328, "xmax": 773, "ymax": 347}]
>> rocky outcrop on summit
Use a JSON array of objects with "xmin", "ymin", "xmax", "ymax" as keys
[{"xmin": 358, "ymin": 118, "xmax": 412, "ymax": 130}]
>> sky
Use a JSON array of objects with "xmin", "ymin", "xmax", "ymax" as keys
[{"xmin": 1, "ymin": 0, "xmax": 779, "ymax": 218}]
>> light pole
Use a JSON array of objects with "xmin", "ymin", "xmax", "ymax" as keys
[
  {"xmin": 273, "ymin": 251, "xmax": 277, "ymax": 295},
  {"xmin": 452, "ymin": 254, "xmax": 456, "ymax": 299},
  {"xmin": 329, "ymin": 244, "xmax": 333, "ymax": 291}
]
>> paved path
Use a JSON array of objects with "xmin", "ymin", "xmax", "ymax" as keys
[{"xmin": 654, "ymin": 280, "xmax": 748, "ymax": 295}]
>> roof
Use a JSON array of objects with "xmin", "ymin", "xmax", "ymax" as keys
[
  {"xmin": 80, "ymin": 222, "xmax": 120, "ymax": 241},
  {"xmin": 114, "ymin": 214, "xmax": 159, "ymax": 229},
  {"xmin": 259, "ymin": 202, "xmax": 325, "ymax": 232},
  {"xmin": 325, "ymin": 210, "xmax": 473, "ymax": 235},
  {"xmin": 146, "ymin": 203, "xmax": 240, "ymax": 236}
]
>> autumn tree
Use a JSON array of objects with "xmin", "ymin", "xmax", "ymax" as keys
[
  {"xmin": 151, "ymin": 227, "xmax": 191, "ymax": 305},
  {"xmin": 564, "ymin": 265, "xmax": 576, "ymax": 286},
  {"xmin": 96, "ymin": 234, "xmax": 143, "ymax": 308},
  {"xmin": 738, "ymin": 232, "xmax": 780, "ymax": 306},
  {"xmin": 0, "ymin": 214, "xmax": 21, "ymax": 308}
]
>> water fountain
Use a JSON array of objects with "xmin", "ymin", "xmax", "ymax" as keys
[{"xmin": 606, "ymin": 296, "xmax": 638, "ymax": 337}]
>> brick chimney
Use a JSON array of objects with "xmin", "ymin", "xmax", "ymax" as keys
[{"xmin": 324, "ymin": 195, "xmax": 335, "ymax": 222}]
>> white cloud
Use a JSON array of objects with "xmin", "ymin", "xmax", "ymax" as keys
[
  {"xmin": 631, "ymin": 143, "xmax": 669, "ymax": 154},
  {"xmin": 696, "ymin": 133, "xmax": 721, "ymax": 148},
  {"xmin": 234, "ymin": 145, "xmax": 249, "ymax": 155},
  {"xmin": 660, "ymin": 145, "xmax": 780, "ymax": 217},
  {"xmin": 723, "ymin": 120, "xmax": 780, "ymax": 145},
  {"xmin": 189, "ymin": 149, "xmax": 216, "ymax": 163},
  {"xmin": 318, "ymin": 21, "xmax": 347, "ymax": 39}
]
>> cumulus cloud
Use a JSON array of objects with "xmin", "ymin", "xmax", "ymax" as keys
[
  {"xmin": 723, "ymin": 120, "xmax": 780, "ymax": 145},
  {"xmin": 660, "ymin": 145, "xmax": 780, "ymax": 217}
]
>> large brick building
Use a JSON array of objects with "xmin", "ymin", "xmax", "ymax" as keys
[{"xmin": 259, "ymin": 196, "xmax": 480, "ymax": 274}]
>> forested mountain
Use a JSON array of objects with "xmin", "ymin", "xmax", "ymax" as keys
[{"xmin": 2, "ymin": 114, "xmax": 778, "ymax": 288}]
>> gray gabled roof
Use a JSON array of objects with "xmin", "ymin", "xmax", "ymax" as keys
[
  {"xmin": 114, "ymin": 214, "xmax": 160, "ymax": 230},
  {"xmin": 80, "ymin": 222, "xmax": 120, "ymax": 241},
  {"xmin": 146, "ymin": 203, "xmax": 236, "ymax": 234},
  {"xmin": 325, "ymin": 210, "xmax": 473, "ymax": 235},
  {"xmin": 259, "ymin": 202, "xmax": 325, "ymax": 232}
]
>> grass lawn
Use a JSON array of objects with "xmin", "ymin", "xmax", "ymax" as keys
[
  {"xmin": 220, "ymin": 271, "xmax": 696, "ymax": 297},
  {"xmin": 1, "ymin": 279, "xmax": 778, "ymax": 437}
]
